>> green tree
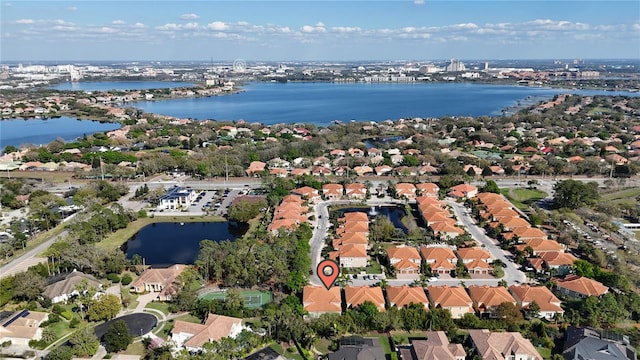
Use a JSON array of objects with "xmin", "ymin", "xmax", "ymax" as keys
[
  {"xmin": 69, "ymin": 328, "xmax": 100, "ymax": 357},
  {"xmin": 552, "ymin": 180, "xmax": 599, "ymax": 209},
  {"xmin": 12, "ymin": 271, "xmax": 46, "ymax": 301},
  {"xmin": 227, "ymin": 198, "xmax": 267, "ymax": 223},
  {"xmin": 88, "ymin": 294, "xmax": 121, "ymax": 321},
  {"xmin": 480, "ymin": 180, "xmax": 500, "ymax": 194},
  {"xmin": 572, "ymin": 259, "xmax": 595, "ymax": 278},
  {"xmin": 46, "ymin": 345, "xmax": 74, "ymax": 360},
  {"xmin": 103, "ymin": 320, "xmax": 133, "ymax": 353}
]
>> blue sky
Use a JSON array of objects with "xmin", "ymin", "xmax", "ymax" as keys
[{"xmin": 1, "ymin": 1, "xmax": 639, "ymax": 61}]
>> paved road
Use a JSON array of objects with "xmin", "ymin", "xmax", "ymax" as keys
[
  {"xmin": 0, "ymin": 230, "xmax": 68, "ymax": 279},
  {"xmin": 446, "ymin": 199, "xmax": 527, "ymax": 285}
]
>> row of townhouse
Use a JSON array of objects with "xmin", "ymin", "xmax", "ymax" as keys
[
  {"xmin": 245, "ymin": 159, "xmax": 441, "ymax": 178},
  {"xmin": 416, "ymin": 194, "xmax": 466, "ymax": 239},
  {"xmin": 266, "ymin": 194, "xmax": 309, "ymax": 234},
  {"xmin": 329, "ymin": 212, "xmax": 370, "ymax": 268},
  {"xmin": 387, "ymin": 244, "xmax": 495, "ymax": 280},
  {"xmin": 303, "ymin": 283, "xmax": 565, "ymax": 321}
]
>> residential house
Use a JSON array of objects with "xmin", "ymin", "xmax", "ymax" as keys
[
  {"xmin": 322, "ymin": 183, "xmax": 344, "ymax": 200},
  {"xmin": 44, "ymin": 270, "xmax": 102, "ymax": 304},
  {"xmin": 245, "ymin": 161, "xmax": 266, "ymax": 176},
  {"xmin": 171, "ymin": 314, "xmax": 246, "ymax": 352},
  {"xmin": 345, "ymin": 183, "xmax": 367, "ymax": 199},
  {"xmin": 344, "ymin": 286, "xmax": 385, "ymax": 312},
  {"xmin": 448, "ymin": 183, "xmax": 478, "ymax": 199},
  {"xmin": 386, "ymin": 286, "xmax": 429, "ymax": 309},
  {"xmin": 0, "ymin": 310, "xmax": 49, "ymax": 346},
  {"xmin": 420, "ymin": 246, "xmax": 457, "ymax": 276},
  {"xmin": 303, "ymin": 286, "xmax": 342, "ymax": 318},
  {"xmin": 416, "ymin": 183, "xmax": 440, "ymax": 197},
  {"xmin": 456, "ymin": 247, "xmax": 493, "ymax": 275},
  {"xmin": 244, "ymin": 347, "xmax": 287, "ymax": 360},
  {"xmin": 398, "ymin": 331, "xmax": 466, "ymax": 360},
  {"xmin": 329, "ymin": 244, "xmax": 369, "ymax": 268},
  {"xmin": 430, "ymin": 222, "xmax": 465, "ymax": 240},
  {"xmin": 327, "ymin": 336, "xmax": 385, "ymax": 360},
  {"xmin": 468, "ymin": 329, "xmax": 543, "ymax": 360},
  {"xmin": 387, "ymin": 246, "xmax": 421, "ymax": 280},
  {"xmin": 353, "ymin": 165, "xmax": 374, "ymax": 176},
  {"xmin": 269, "ymin": 168, "xmax": 288, "ymax": 178},
  {"xmin": 427, "ymin": 285, "xmax": 473, "ymax": 319},
  {"xmin": 130, "ymin": 264, "xmax": 187, "ymax": 301},
  {"xmin": 516, "ymin": 238, "xmax": 564, "ymax": 255},
  {"xmin": 291, "ymin": 186, "xmax": 321, "ymax": 203},
  {"xmin": 509, "ymin": 285, "xmax": 564, "ymax": 321},
  {"xmin": 562, "ymin": 326, "xmax": 637, "ymax": 360},
  {"xmin": 539, "ymin": 251, "xmax": 577, "ymax": 275},
  {"xmin": 395, "ymin": 183, "xmax": 417, "ymax": 200},
  {"xmin": 375, "ymin": 165, "xmax": 393, "ymax": 176},
  {"xmin": 555, "ymin": 275, "xmax": 609, "ymax": 298},
  {"xmin": 467, "ymin": 285, "xmax": 517, "ymax": 318}
]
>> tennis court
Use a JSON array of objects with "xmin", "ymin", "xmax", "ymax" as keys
[{"xmin": 199, "ymin": 289, "xmax": 273, "ymax": 309}]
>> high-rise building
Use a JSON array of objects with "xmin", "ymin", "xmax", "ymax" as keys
[{"xmin": 446, "ymin": 59, "xmax": 466, "ymax": 72}]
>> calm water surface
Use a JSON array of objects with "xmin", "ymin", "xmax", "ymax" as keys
[
  {"xmin": 1, "ymin": 116, "xmax": 120, "ymax": 148},
  {"xmin": 50, "ymin": 81, "xmax": 194, "ymax": 91},
  {"xmin": 133, "ymin": 82, "xmax": 639, "ymax": 126},
  {"xmin": 335, "ymin": 205, "xmax": 409, "ymax": 233},
  {"xmin": 122, "ymin": 221, "xmax": 248, "ymax": 266}
]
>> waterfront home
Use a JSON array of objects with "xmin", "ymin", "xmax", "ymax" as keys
[
  {"xmin": 386, "ymin": 285, "xmax": 429, "ymax": 309},
  {"xmin": 509, "ymin": 285, "xmax": 564, "ymax": 321},
  {"xmin": 555, "ymin": 275, "xmax": 609, "ymax": 298},
  {"xmin": 303, "ymin": 286, "xmax": 342, "ymax": 318},
  {"xmin": 468, "ymin": 329, "xmax": 543, "ymax": 360},
  {"xmin": 467, "ymin": 285, "xmax": 517, "ymax": 318},
  {"xmin": 130, "ymin": 264, "xmax": 186, "ymax": 301},
  {"xmin": 416, "ymin": 182, "xmax": 440, "ymax": 197},
  {"xmin": 322, "ymin": 183, "xmax": 344, "ymax": 200},
  {"xmin": 329, "ymin": 244, "xmax": 369, "ymax": 268},
  {"xmin": 344, "ymin": 183, "xmax": 367, "ymax": 199},
  {"xmin": 426, "ymin": 285, "xmax": 473, "ymax": 319},
  {"xmin": 399, "ymin": 331, "xmax": 466, "ymax": 360},
  {"xmin": 344, "ymin": 286, "xmax": 385, "ymax": 312},
  {"xmin": 395, "ymin": 183, "xmax": 417, "ymax": 200}
]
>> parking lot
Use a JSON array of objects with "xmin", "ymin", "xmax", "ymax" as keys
[{"xmin": 150, "ymin": 188, "xmax": 246, "ymax": 217}]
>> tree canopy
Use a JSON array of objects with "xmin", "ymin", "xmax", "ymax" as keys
[{"xmin": 552, "ymin": 179, "xmax": 599, "ymax": 209}]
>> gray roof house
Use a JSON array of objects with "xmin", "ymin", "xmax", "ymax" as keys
[
  {"xmin": 563, "ymin": 327, "xmax": 637, "ymax": 360},
  {"xmin": 43, "ymin": 271, "xmax": 102, "ymax": 304}
]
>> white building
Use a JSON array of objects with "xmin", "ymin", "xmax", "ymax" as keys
[{"xmin": 158, "ymin": 186, "xmax": 197, "ymax": 210}]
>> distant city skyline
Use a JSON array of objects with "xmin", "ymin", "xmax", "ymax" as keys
[{"xmin": 1, "ymin": 1, "xmax": 639, "ymax": 62}]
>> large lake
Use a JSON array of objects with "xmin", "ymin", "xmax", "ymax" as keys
[
  {"xmin": 122, "ymin": 221, "xmax": 248, "ymax": 267},
  {"xmin": 133, "ymin": 82, "xmax": 639, "ymax": 126},
  {"xmin": 50, "ymin": 81, "xmax": 194, "ymax": 91},
  {"xmin": 1, "ymin": 116, "xmax": 120, "ymax": 148}
]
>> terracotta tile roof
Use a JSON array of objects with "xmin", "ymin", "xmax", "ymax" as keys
[
  {"xmin": 131, "ymin": 265, "xmax": 186, "ymax": 293},
  {"xmin": 333, "ymin": 232, "xmax": 368, "ymax": 247},
  {"xmin": 456, "ymin": 247, "xmax": 492, "ymax": 261},
  {"xmin": 527, "ymin": 258, "xmax": 545, "ymax": 271},
  {"xmin": 539, "ymin": 251, "xmax": 577, "ymax": 266},
  {"xmin": 449, "ymin": 183, "xmax": 477, "ymax": 194},
  {"xmin": 521, "ymin": 239, "xmax": 563, "ymax": 253},
  {"xmin": 465, "ymin": 259, "xmax": 492, "ymax": 270},
  {"xmin": 430, "ymin": 221, "xmax": 464, "ymax": 236},
  {"xmin": 387, "ymin": 246, "xmax": 420, "ymax": 261},
  {"xmin": 427, "ymin": 285, "xmax": 473, "ymax": 308},
  {"xmin": 416, "ymin": 196, "xmax": 443, "ymax": 207},
  {"xmin": 555, "ymin": 275, "xmax": 609, "ymax": 297},
  {"xmin": 173, "ymin": 314, "xmax": 243, "ymax": 348},
  {"xmin": 344, "ymin": 286, "xmax": 385, "ymax": 311},
  {"xmin": 512, "ymin": 227, "xmax": 548, "ymax": 240},
  {"xmin": 322, "ymin": 183, "xmax": 344, "ymax": 196},
  {"xmin": 339, "ymin": 211, "xmax": 369, "ymax": 222},
  {"xmin": 386, "ymin": 285, "xmax": 429, "ymax": 308},
  {"xmin": 291, "ymin": 186, "xmax": 319, "ymax": 198},
  {"xmin": 509, "ymin": 285, "xmax": 563, "ymax": 312},
  {"xmin": 420, "ymin": 247, "xmax": 457, "ymax": 270},
  {"xmin": 423, "ymin": 212, "xmax": 452, "ymax": 224},
  {"xmin": 393, "ymin": 258, "xmax": 421, "ymax": 271},
  {"xmin": 468, "ymin": 329, "xmax": 543, "ymax": 360},
  {"xmin": 337, "ymin": 222, "xmax": 369, "ymax": 235},
  {"xmin": 468, "ymin": 285, "xmax": 516, "ymax": 311},
  {"xmin": 416, "ymin": 183, "xmax": 440, "ymax": 196},
  {"xmin": 303, "ymin": 286, "xmax": 342, "ymax": 313},
  {"xmin": 499, "ymin": 217, "xmax": 532, "ymax": 229}
]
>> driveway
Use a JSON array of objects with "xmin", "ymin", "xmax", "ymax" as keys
[{"xmin": 446, "ymin": 199, "xmax": 527, "ymax": 285}]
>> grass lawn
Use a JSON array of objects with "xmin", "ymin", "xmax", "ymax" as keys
[
  {"xmin": 636, "ymin": 231, "xmax": 640, "ymax": 241},
  {"xmin": 123, "ymin": 341, "xmax": 146, "ymax": 355},
  {"xmin": 145, "ymin": 301, "xmax": 171, "ymax": 315},
  {"xmin": 47, "ymin": 320, "xmax": 73, "ymax": 340},
  {"xmin": 154, "ymin": 321, "xmax": 174, "ymax": 340},
  {"xmin": 376, "ymin": 334, "xmax": 392, "ymax": 354},
  {"xmin": 314, "ymin": 338, "xmax": 332, "ymax": 354},
  {"xmin": 601, "ymin": 187, "xmax": 640, "ymax": 206},
  {"xmin": 120, "ymin": 287, "xmax": 139, "ymax": 311},
  {"xmin": 173, "ymin": 313, "xmax": 201, "ymax": 324},
  {"xmin": 537, "ymin": 347, "xmax": 552, "ymax": 359},
  {"xmin": 0, "ymin": 170, "xmax": 76, "ymax": 182},
  {"xmin": 96, "ymin": 216, "xmax": 226, "ymax": 251}
]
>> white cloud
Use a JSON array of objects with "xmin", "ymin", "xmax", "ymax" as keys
[
  {"xmin": 301, "ymin": 23, "xmax": 326, "ymax": 33},
  {"xmin": 301, "ymin": 25, "xmax": 315, "ymax": 33},
  {"xmin": 133, "ymin": 22, "xmax": 145, "ymax": 29},
  {"xmin": 52, "ymin": 25, "xmax": 77, "ymax": 32},
  {"xmin": 53, "ymin": 19, "xmax": 74, "ymax": 26},
  {"xmin": 15, "ymin": 19, "xmax": 34, "ymax": 24},
  {"xmin": 156, "ymin": 23, "xmax": 181, "ymax": 31},
  {"xmin": 332, "ymin": 26, "xmax": 361, "ymax": 33},
  {"xmin": 183, "ymin": 22, "xmax": 199, "ymax": 30},
  {"xmin": 180, "ymin": 13, "xmax": 200, "ymax": 20},
  {"xmin": 633, "ymin": 23, "xmax": 640, "ymax": 30},
  {"xmin": 112, "ymin": 20, "xmax": 125, "ymax": 25},
  {"xmin": 206, "ymin": 21, "xmax": 228, "ymax": 31},
  {"xmin": 66, "ymin": 6, "xmax": 77, "ymax": 11},
  {"xmin": 414, "ymin": 0, "xmax": 425, "ymax": 4}
]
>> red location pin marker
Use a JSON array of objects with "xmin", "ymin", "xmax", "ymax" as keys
[{"xmin": 317, "ymin": 259, "xmax": 340, "ymax": 290}]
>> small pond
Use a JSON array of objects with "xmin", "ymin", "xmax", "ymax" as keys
[
  {"xmin": 332, "ymin": 205, "xmax": 409, "ymax": 233},
  {"xmin": 122, "ymin": 221, "xmax": 248, "ymax": 266}
]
